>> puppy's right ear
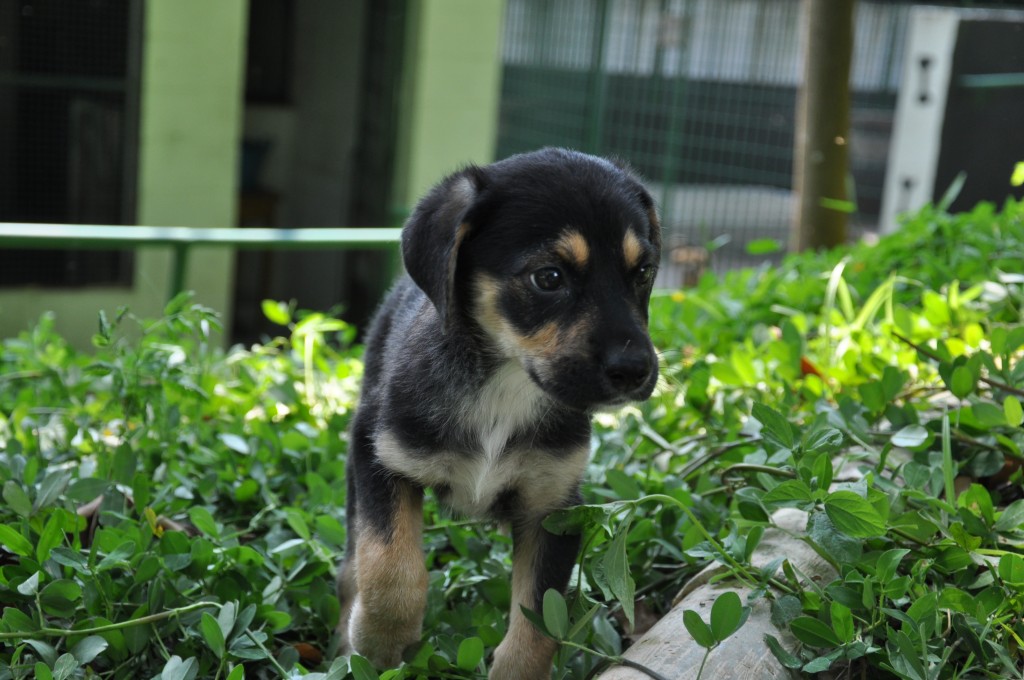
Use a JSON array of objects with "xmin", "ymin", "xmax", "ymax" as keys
[{"xmin": 401, "ymin": 166, "xmax": 488, "ymax": 329}]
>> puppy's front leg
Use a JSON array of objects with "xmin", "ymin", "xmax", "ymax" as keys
[
  {"xmin": 348, "ymin": 473, "xmax": 428, "ymax": 669},
  {"xmin": 491, "ymin": 512, "xmax": 582, "ymax": 680}
]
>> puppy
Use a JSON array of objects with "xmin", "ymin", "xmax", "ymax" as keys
[{"xmin": 337, "ymin": 148, "xmax": 661, "ymax": 678}]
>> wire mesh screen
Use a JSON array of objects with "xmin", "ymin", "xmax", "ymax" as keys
[
  {"xmin": 497, "ymin": 0, "xmax": 909, "ymax": 281},
  {"xmin": 0, "ymin": 0, "xmax": 137, "ymax": 287}
]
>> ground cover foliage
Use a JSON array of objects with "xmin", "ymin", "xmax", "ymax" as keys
[{"xmin": 1, "ymin": 196, "xmax": 1023, "ymax": 679}]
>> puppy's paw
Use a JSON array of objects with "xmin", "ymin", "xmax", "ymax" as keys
[
  {"xmin": 348, "ymin": 597, "xmax": 423, "ymax": 670},
  {"xmin": 489, "ymin": 635, "xmax": 557, "ymax": 680}
]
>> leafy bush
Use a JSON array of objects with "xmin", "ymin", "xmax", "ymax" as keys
[{"xmin": 1, "ymin": 197, "xmax": 1023, "ymax": 679}]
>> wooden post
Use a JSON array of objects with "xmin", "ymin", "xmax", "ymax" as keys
[{"xmin": 791, "ymin": 0, "xmax": 856, "ymax": 251}]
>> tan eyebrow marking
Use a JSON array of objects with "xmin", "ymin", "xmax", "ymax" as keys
[
  {"xmin": 623, "ymin": 229, "xmax": 644, "ymax": 268},
  {"xmin": 553, "ymin": 229, "xmax": 590, "ymax": 269}
]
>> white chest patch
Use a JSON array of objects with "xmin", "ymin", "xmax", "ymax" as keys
[
  {"xmin": 375, "ymin": 362, "xmax": 586, "ymax": 517},
  {"xmin": 466, "ymin": 362, "xmax": 547, "ymax": 462}
]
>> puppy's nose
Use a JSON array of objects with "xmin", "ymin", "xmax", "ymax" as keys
[{"xmin": 604, "ymin": 347, "xmax": 653, "ymax": 392}]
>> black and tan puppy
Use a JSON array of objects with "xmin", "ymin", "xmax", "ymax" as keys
[{"xmin": 337, "ymin": 148, "xmax": 661, "ymax": 678}]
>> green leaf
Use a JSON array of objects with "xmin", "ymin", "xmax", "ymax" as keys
[
  {"xmin": 807, "ymin": 510, "xmax": 863, "ymax": 564},
  {"xmin": 34, "ymin": 663, "xmax": 53, "ymax": 680},
  {"xmin": 890, "ymin": 630, "xmax": 927, "ymax": 680},
  {"xmin": 605, "ymin": 469, "xmax": 641, "ymax": 500},
  {"xmin": 751, "ymin": 403, "xmax": 796, "ymax": 450},
  {"xmin": 874, "ymin": 548, "xmax": 910, "ymax": 584},
  {"xmin": 803, "ymin": 652, "xmax": 840, "ymax": 673},
  {"xmin": 603, "ymin": 524, "xmax": 636, "ymax": 627},
  {"xmin": 819, "ymin": 196, "xmax": 856, "ymax": 213},
  {"xmin": 762, "ymin": 480, "xmax": 813, "ymax": 506},
  {"xmin": 881, "ymin": 365, "xmax": 906, "ymax": 401},
  {"xmin": 200, "ymin": 612, "xmax": 226, "ymax": 658},
  {"xmin": 906, "ymin": 592, "xmax": 938, "ymax": 637},
  {"xmin": 71, "ymin": 635, "xmax": 108, "ymax": 665},
  {"xmin": 40, "ymin": 579, "xmax": 82, "ymax": 617},
  {"xmin": 891, "ymin": 425, "xmax": 928, "ymax": 449},
  {"xmin": 810, "ymin": 453, "xmax": 834, "ymax": 490},
  {"xmin": 830, "ymin": 602, "xmax": 854, "ymax": 644},
  {"xmin": 456, "ymin": 636, "xmax": 484, "ymax": 671},
  {"xmin": 789, "ymin": 616, "xmax": 841, "ymax": 648},
  {"xmin": 188, "ymin": 507, "xmax": 220, "ymax": 538},
  {"xmin": 52, "ymin": 654, "xmax": 79, "ymax": 680},
  {"xmin": 682, "ymin": 609, "xmax": 716, "ymax": 648},
  {"xmin": 858, "ymin": 381, "xmax": 886, "ymax": 414},
  {"xmin": 66, "ymin": 477, "xmax": 109, "ymax": 503},
  {"xmin": 746, "ymin": 238, "xmax": 781, "ymax": 255},
  {"xmin": 33, "ymin": 472, "xmax": 71, "ymax": 512},
  {"xmin": 284, "ymin": 507, "xmax": 311, "ymax": 540},
  {"xmin": 17, "ymin": 571, "xmax": 40, "ymax": 596},
  {"xmin": 1011, "ymin": 160, "xmax": 1024, "ymax": 187},
  {"xmin": 315, "ymin": 515, "xmax": 347, "ymax": 547},
  {"xmin": 97, "ymin": 541, "xmax": 137, "ymax": 571},
  {"xmin": 0, "ymin": 523, "xmax": 34, "ymax": 557},
  {"xmin": 937, "ymin": 587, "xmax": 974, "ymax": 613},
  {"xmin": 824, "ymin": 491, "xmax": 886, "ymax": 538},
  {"xmin": 217, "ymin": 601, "xmax": 237, "ymax": 642},
  {"xmin": 261, "ymin": 299, "xmax": 292, "ymax": 325},
  {"xmin": 349, "ymin": 655, "xmax": 379, "ymax": 680},
  {"xmin": 949, "ymin": 365, "xmax": 975, "ymax": 399},
  {"xmin": 994, "ymin": 499, "xmax": 1024, "ymax": 532},
  {"xmin": 1004, "ymin": 395, "xmax": 1024, "ymax": 427},
  {"xmin": 2, "ymin": 606, "xmax": 37, "ymax": 633},
  {"xmin": 998, "ymin": 553, "xmax": 1024, "ymax": 585},
  {"xmin": 709, "ymin": 591, "xmax": 747, "ymax": 642},
  {"xmin": 160, "ymin": 655, "xmax": 199, "ymax": 680},
  {"xmin": 36, "ymin": 512, "xmax": 66, "ymax": 564},
  {"xmin": 226, "ymin": 666, "xmax": 245, "ymax": 680},
  {"xmin": 803, "ymin": 428, "xmax": 844, "ymax": 456},
  {"xmin": 542, "ymin": 589, "xmax": 568, "ymax": 639},
  {"xmin": 543, "ymin": 504, "xmax": 609, "ymax": 535},
  {"xmin": 764, "ymin": 634, "xmax": 802, "ymax": 669},
  {"xmin": 219, "ymin": 433, "xmax": 250, "ymax": 455},
  {"xmin": 937, "ymin": 172, "xmax": 966, "ymax": 211},
  {"xmin": 3, "ymin": 481, "xmax": 32, "ymax": 518}
]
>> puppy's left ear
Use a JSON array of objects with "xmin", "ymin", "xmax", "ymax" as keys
[
  {"xmin": 632, "ymin": 179, "xmax": 661, "ymax": 254},
  {"xmin": 611, "ymin": 160, "xmax": 661, "ymax": 254},
  {"xmin": 401, "ymin": 166, "xmax": 488, "ymax": 329}
]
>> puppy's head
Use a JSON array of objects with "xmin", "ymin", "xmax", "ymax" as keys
[{"xmin": 402, "ymin": 148, "xmax": 661, "ymax": 411}]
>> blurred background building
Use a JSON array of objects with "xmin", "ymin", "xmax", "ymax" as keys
[{"xmin": 1, "ymin": 0, "xmax": 1022, "ymax": 346}]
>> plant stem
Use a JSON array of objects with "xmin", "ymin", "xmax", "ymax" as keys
[
  {"xmin": 0, "ymin": 601, "xmax": 220, "ymax": 640},
  {"xmin": 721, "ymin": 463, "xmax": 797, "ymax": 479},
  {"xmin": 680, "ymin": 437, "xmax": 760, "ymax": 481},
  {"xmin": 893, "ymin": 332, "xmax": 1024, "ymax": 398},
  {"xmin": 558, "ymin": 638, "xmax": 672, "ymax": 680},
  {"xmin": 634, "ymin": 494, "xmax": 761, "ymax": 591},
  {"xmin": 696, "ymin": 647, "xmax": 712, "ymax": 680}
]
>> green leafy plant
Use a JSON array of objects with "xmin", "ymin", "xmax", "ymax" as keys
[
  {"xmin": 1, "ymin": 196, "xmax": 1023, "ymax": 679},
  {"xmin": 681, "ymin": 591, "xmax": 750, "ymax": 678}
]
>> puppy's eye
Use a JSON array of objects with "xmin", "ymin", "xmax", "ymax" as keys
[
  {"xmin": 636, "ymin": 264, "xmax": 656, "ymax": 286},
  {"xmin": 530, "ymin": 267, "xmax": 564, "ymax": 292}
]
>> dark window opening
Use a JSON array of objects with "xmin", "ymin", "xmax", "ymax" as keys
[{"xmin": 0, "ymin": 0, "xmax": 140, "ymax": 288}]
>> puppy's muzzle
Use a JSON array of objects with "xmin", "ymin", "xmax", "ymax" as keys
[{"xmin": 603, "ymin": 345, "xmax": 655, "ymax": 394}]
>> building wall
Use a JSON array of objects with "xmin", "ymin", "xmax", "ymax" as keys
[
  {"xmin": 0, "ymin": 1, "xmax": 247, "ymax": 347},
  {"xmin": 393, "ymin": 0, "xmax": 506, "ymax": 208}
]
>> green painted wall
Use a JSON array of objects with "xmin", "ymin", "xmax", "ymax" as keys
[
  {"xmin": 0, "ymin": 1, "xmax": 247, "ymax": 347},
  {"xmin": 394, "ymin": 0, "xmax": 506, "ymax": 211}
]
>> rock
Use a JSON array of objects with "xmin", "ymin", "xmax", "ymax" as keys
[{"xmin": 597, "ymin": 509, "xmax": 836, "ymax": 679}]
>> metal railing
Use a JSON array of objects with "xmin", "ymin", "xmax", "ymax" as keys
[{"xmin": 0, "ymin": 223, "xmax": 403, "ymax": 297}]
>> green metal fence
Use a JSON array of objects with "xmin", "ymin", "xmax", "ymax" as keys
[
  {"xmin": 0, "ymin": 223, "xmax": 402, "ymax": 300},
  {"xmin": 497, "ymin": 0, "xmax": 909, "ymax": 278}
]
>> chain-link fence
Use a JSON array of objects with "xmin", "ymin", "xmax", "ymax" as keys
[{"xmin": 497, "ymin": 0, "xmax": 912, "ymax": 281}]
